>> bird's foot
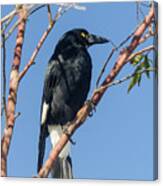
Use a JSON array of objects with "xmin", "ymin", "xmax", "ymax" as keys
[
  {"xmin": 63, "ymin": 124, "xmax": 76, "ymax": 145},
  {"xmin": 85, "ymin": 99, "xmax": 96, "ymax": 117}
]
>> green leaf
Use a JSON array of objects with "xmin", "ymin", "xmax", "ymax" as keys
[
  {"xmin": 135, "ymin": 64, "xmax": 143, "ymax": 72},
  {"xmin": 127, "ymin": 72, "xmax": 141, "ymax": 93},
  {"xmin": 131, "ymin": 55, "xmax": 144, "ymax": 66},
  {"xmin": 144, "ymin": 55, "xmax": 151, "ymax": 78},
  {"xmin": 137, "ymin": 73, "xmax": 142, "ymax": 86}
]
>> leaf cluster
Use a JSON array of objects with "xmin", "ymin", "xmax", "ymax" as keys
[{"xmin": 128, "ymin": 55, "xmax": 152, "ymax": 93}]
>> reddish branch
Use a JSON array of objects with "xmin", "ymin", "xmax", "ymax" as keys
[
  {"xmin": 1, "ymin": 6, "xmax": 27, "ymax": 177},
  {"xmin": 38, "ymin": 3, "xmax": 155, "ymax": 178},
  {"xmin": 127, "ymin": 45, "xmax": 155, "ymax": 62}
]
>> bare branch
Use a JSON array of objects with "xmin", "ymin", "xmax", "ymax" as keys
[
  {"xmin": 2, "ymin": 19, "xmax": 20, "ymax": 44},
  {"xmin": 96, "ymin": 48, "xmax": 116, "ymax": 87},
  {"xmin": 1, "ymin": 33, "xmax": 7, "ymax": 123},
  {"xmin": 0, "ymin": 9, "xmax": 17, "ymax": 24},
  {"xmin": 47, "ymin": 5, "xmax": 53, "ymax": 25},
  {"xmin": 127, "ymin": 45, "xmax": 155, "ymax": 62},
  {"xmin": 38, "ymin": 3, "xmax": 155, "ymax": 178},
  {"xmin": 94, "ymin": 67, "xmax": 156, "ymax": 94},
  {"xmin": 18, "ymin": 6, "xmax": 69, "ymax": 82},
  {"xmin": 1, "ymin": 11, "xmax": 16, "ymax": 34},
  {"xmin": 1, "ymin": 6, "xmax": 28, "ymax": 177},
  {"xmin": 1, "ymin": 5, "xmax": 46, "ymax": 45},
  {"xmin": 29, "ymin": 5, "xmax": 46, "ymax": 16}
]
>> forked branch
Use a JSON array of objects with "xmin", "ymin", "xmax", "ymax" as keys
[{"xmin": 18, "ymin": 6, "xmax": 67, "ymax": 82}]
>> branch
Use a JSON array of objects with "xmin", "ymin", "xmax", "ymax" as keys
[
  {"xmin": 2, "ymin": 19, "xmax": 20, "ymax": 45},
  {"xmin": 0, "ymin": 4, "xmax": 36, "ymax": 25},
  {"xmin": 127, "ymin": 45, "xmax": 155, "ymax": 62},
  {"xmin": 1, "ymin": 11, "xmax": 16, "ymax": 33},
  {"xmin": 0, "ymin": 9, "xmax": 17, "ymax": 24},
  {"xmin": 1, "ymin": 6, "xmax": 28, "ymax": 177},
  {"xmin": 47, "ymin": 5, "xmax": 53, "ymax": 25},
  {"xmin": 1, "ymin": 5, "xmax": 46, "ymax": 45},
  {"xmin": 38, "ymin": 2, "xmax": 155, "ymax": 178},
  {"xmin": 28, "ymin": 5, "xmax": 46, "ymax": 16},
  {"xmin": 94, "ymin": 67, "xmax": 156, "ymax": 94},
  {"xmin": 1, "ymin": 33, "xmax": 7, "ymax": 122},
  {"xmin": 96, "ymin": 47, "xmax": 116, "ymax": 87},
  {"xmin": 96, "ymin": 18, "xmax": 145, "ymax": 88}
]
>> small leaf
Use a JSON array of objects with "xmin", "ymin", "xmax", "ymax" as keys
[
  {"xmin": 144, "ymin": 55, "xmax": 151, "ymax": 78},
  {"xmin": 131, "ymin": 55, "xmax": 144, "ymax": 66},
  {"xmin": 128, "ymin": 73, "xmax": 141, "ymax": 93},
  {"xmin": 135, "ymin": 64, "xmax": 143, "ymax": 72},
  {"xmin": 137, "ymin": 73, "xmax": 142, "ymax": 86}
]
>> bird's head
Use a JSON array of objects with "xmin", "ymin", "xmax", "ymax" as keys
[{"xmin": 59, "ymin": 28, "xmax": 109, "ymax": 48}]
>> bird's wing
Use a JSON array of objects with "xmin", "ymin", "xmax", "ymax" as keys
[{"xmin": 40, "ymin": 60, "xmax": 61, "ymax": 124}]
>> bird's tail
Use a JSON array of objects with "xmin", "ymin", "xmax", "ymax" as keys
[
  {"xmin": 51, "ymin": 155, "xmax": 73, "ymax": 179},
  {"xmin": 37, "ymin": 124, "xmax": 48, "ymax": 173}
]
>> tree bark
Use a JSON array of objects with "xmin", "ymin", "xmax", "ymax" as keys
[{"xmin": 1, "ymin": 6, "xmax": 27, "ymax": 177}]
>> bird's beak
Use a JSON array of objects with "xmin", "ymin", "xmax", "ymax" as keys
[{"xmin": 88, "ymin": 34, "xmax": 109, "ymax": 45}]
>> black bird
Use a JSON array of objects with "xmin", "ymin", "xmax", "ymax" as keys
[{"xmin": 37, "ymin": 28, "xmax": 108, "ymax": 178}]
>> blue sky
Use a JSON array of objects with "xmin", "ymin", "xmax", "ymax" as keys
[{"xmin": 1, "ymin": 2, "xmax": 157, "ymax": 180}]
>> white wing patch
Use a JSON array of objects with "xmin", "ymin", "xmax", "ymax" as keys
[
  {"xmin": 41, "ymin": 102, "xmax": 49, "ymax": 125},
  {"xmin": 48, "ymin": 125, "xmax": 71, "ymax": 158}
]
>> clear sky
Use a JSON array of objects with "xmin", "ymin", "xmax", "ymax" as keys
[{"xmin": 1, "ymin": 2, "xmax": 157, "ymax": 180}]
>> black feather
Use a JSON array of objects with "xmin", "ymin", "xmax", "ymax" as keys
[{"xmin": 37, "ymin": 124, "xmax": 48, "ymax": 173}]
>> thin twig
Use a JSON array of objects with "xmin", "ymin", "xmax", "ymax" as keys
[
  {"xmin": 96, "ymin": 19, "xmax": 144, "ymax": 88},
  {"xmin": 1, "ymin": 4, "xmax": 74, "ymax": 44},
  {"xmin": 127, "ymin": 45, "xmax": 155, "ymax": 62},
  {"xmin": 94, "ymin": 67, "xmax": 156, "ymax": 95},
  {"xmin": 1, "ymin": 9, "xmax": 17, "ymax": 24},
  {"xmin": 1, "ymin": 5, "xmax": 46, "ymax": 44},
  {"xmin": 136, "ymin": 1, "xmax": 140, "ymax": 23},
  {"xmin": 28, "ymin": 5, "xmax": 46, "ymax": 16},
  {"xmin": 117, "ymin": 29, "xmax": 135, "ymax": 49},
  {"xmin": 1, "ymin": 12, "xmax": 16, "ymax": 33},
  {"xmin": 18, "ymin": 6, "xmax": 69, "ymax": 82},
  {"xmin": 138, "ymin": 31, "xmax": 154, "ymax": 44},
  {"xmin": 139, "ymin": 3, "xmax": 146, "ymax": 20},
  {"xmin": 96, "ymin": 48, "xmax": 116, "ymax": 87},
  {"xmin": 1, "ymin": 33, "xmax": 7, "ymax": 123},
  {"xmin": 47, "ymin": 5, "xmax": 53, "ymax": 25},
  {"xmin": 0, "ymin": 4, "xmax": 37, "ymax": 25},
  {"xmin": 136, "ymin": 1, "xmax": 146, "ymax": 23},
  {"xmin": 2, "ymin": 19, "xmax": 20, "ymax": 44}
]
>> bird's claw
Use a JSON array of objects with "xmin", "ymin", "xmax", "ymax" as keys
[
  {"xmin": 63, "ymin": 124, "xmax": 76, "ymax": 145},
  {"xmin": 85, "ymin": 99, "xmax": 96, "ymax": 117}
]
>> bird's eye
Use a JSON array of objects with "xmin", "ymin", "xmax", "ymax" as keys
[{"xmin": 81, "ymin": 32, "xmax": 88, "ymax": 38}]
